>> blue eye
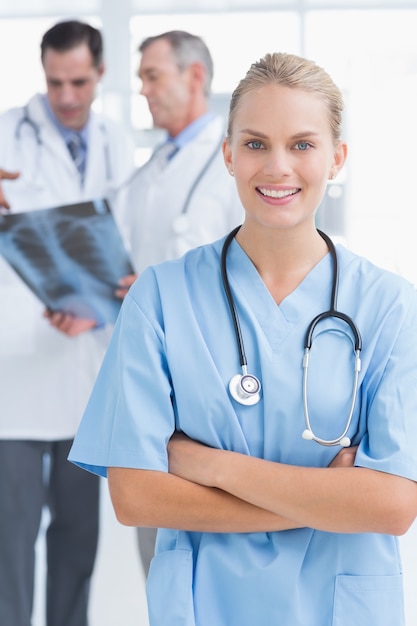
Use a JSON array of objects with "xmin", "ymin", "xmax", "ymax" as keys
[
  {"xmin": 295, "ymin": 142, "xmax": 311, "ymax": 151},
  {"xmin": 247, "ymin": 140, "xmax": 263, "ymax": 150}
]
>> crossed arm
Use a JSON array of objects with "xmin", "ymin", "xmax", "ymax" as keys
[{"xmin": 108, "ymin": 433, "xmax": 417, "ymax": 536}]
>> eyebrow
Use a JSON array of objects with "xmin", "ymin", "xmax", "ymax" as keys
[
  {"xmin": 138, "ymin": 66, "xmax": 157, "ymax": 78},
  {"xmin": 47, "ymin": 77, "xmax": 89, "ymax": 84},
  {"xmin": 239, "ymin": 128, "xmax": 320, "ymax": 139},
  {"xmin": 239, "ymin": 128, "xmax": 269, "ymax": 138},
  {"xmin": 291, "ymin": 131, "xmax": 321, "ymax": 139}
]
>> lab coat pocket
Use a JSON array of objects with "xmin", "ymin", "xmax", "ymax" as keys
[
  {"xmin": 146, "ymin": 548, "xmax": 195, "ymax": 626},
  {"xmin": 332, "ymin": 574, "xmax": 404, "ymax": 625}
]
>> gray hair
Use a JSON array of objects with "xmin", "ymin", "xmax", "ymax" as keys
[{"xmin": 139, "ymin": 30, "xmax": 213, "ymax": 97}]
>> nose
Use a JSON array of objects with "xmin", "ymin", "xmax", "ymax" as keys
[
  {"xmin": 139, "ymin": 79, "xmax": 150, "ymax": 98},
  {"xmin": 263, "ymin": 148, "xmax": 292, "ymax": 178},
  {"xmin": 58, "ymin": 84, "xmax": 77, "ymax": 106}
]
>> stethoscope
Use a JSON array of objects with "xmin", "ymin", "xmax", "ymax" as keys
[
  {"xmin": 171, "ymin": 132, "xmax": 224, "ymax": 235},
  {"xmin": 221, "ymin": 226, "xmax": 362, "ymax": 447},
  {"xmin": 14, "ymin": 106, "xmax": 43, "ymax": 188},
  {"xmin": 15, "ymin": 105, "xmax": 113, "ymax": 186}
]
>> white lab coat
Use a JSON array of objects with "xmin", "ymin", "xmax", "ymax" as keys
[
  {"xmin": 0, "ymin": 93, "xmax": 134, "ymax": 440},
  {"xmin": 118, "ymin": 115, "xmax": 244, "ymax": 274}
]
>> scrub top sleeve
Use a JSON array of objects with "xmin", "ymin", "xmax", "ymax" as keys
[
  {"xmin": 69, "ymin": 272, "xmax": 176, "ymax": 477},
  {"xmin": 355, "ymin": 286, "xmax": 417, "ymax": 481}
]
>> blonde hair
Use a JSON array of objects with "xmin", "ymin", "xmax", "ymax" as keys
[{"xmin": 227, "ymin": 52, "xmax": 344, "ymax": 144}]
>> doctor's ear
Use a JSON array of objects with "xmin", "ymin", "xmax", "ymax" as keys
[
  {"xmin": 330, "ymin": 141, "xmax": 348, "ymax": 179},
  {"xmin": 222, "ymin": 139, "xmax": 234, "ymax": 176},
  {"xmin": 188, "ymin": 62, "xmax": 206, "ymax": 92},
  {"xmin": 96, "ymin": 62, "xmax": 106, "ymax": 80}
]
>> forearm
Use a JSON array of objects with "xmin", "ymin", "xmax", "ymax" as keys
[
  {"xmin": 210, "ymin": 450, "xmax": 417, "ymax": 535},
  {"xmin": 108, "ymin": 467, "xmax": 303, "ymax": 533},
  {"xmin": 168, "ymin": 435, "xmax": 417, "ymax": 535}
]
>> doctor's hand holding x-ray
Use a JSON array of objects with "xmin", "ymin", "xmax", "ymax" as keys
[
  {"xmin": 115, "ymin": 272, "xmax": 136, "ymax": 299},
  {"xmin": 0, "ymin": 169, "xmax": 20, "ymax": 210},
  {"xmin": 43, "ymin": 308, "xmax": 98, "ymax": 336}
]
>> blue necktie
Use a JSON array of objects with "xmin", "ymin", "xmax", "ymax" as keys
[
  {"xmin": 154, "ymin": 142, "xmax": 178, "ymax": 169},
  {"xmin": 67, "ymin": 133, "xmax": 85, "ymax": 179}
]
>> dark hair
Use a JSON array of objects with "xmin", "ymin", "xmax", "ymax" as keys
[
  {"xmin": 41, "ymin": 20, "xmax": 103, "ymax": 69},
  {"xmin": 139, "ymin": 30, "xmax": 213, "ymax": 97}
]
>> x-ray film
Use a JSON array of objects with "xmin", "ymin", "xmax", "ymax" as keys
[{"xmin": 0, "ymin": 199, "xmax": 134, "ymax": 325}]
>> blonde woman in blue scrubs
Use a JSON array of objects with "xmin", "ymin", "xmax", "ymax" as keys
[{"xmin": 70, "ymin": 52, "xmax": 417, "ymax": 625}]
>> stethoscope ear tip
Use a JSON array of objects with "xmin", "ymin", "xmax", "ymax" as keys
[
  {"xmin": 301, "ymin": 429, "xmax": 315, "ymax": 441},
  {"xmin": 301, "ymin": 429, "xmax": 351, "ymax": 447}
]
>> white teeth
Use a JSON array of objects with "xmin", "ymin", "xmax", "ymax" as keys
[{"xmin": 258, "ymin": 187, "xmax": 298, "ymax": 198}]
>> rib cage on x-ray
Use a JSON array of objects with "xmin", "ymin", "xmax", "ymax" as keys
[{"xmin": 0, "ymin": 199, "xmax": 134, "ymax": 325}]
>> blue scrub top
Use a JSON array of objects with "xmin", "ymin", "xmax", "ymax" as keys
[{"xmin": 70, "ymin": 236, "xmax": 417, "ymax": 626}]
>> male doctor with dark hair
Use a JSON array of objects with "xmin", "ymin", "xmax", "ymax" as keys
[{"xmin": 0, "ymin": 19, "xmax": 133, "ymax": 626}]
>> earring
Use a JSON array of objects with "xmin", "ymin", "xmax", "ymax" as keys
[
  {"xmin": 329, "ymin": 173, "xmax": 335, "ymax": 180},
  {"xmin": 230, "ymin": 168, "xmax": 234, "ymax": 176}
]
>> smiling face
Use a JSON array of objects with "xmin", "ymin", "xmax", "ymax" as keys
[
  {"xmin": 223, "ymin": 84, "xmax": 347, "ymax": 234},
  {"xmin": 43, "ymin": 43, "xmax": 104, "ymax": 131}
]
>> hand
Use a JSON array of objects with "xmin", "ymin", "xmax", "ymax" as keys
[
  {"xmin": 0, "ymin": 169, "xmax": 20, "ymax": 211},
  {"xmin": 115, "ymin": 273, "xmax": 137, "ymax": 299},
  {"xmin": 328, "ymin": 445, "xmax": 358, "ymax": 469},
  {"xmin": 43, "ymin": 309, "xmax": 98, "ymax": 337}
]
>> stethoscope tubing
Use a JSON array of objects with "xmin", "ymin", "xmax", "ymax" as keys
[
  {"xmin": 302, "ymin": 345, "xmax": 361, "ymax": 446},
  {"xmin": 221, "ymin": 225, "xmax": 248, "ymax": 369},
  {"xmin": 15, "ymin": 107, "xmax": 113, "ymax": 183},
  {"xmin": 180, "ymin": 131, "xmax": 225, "ymax": 218},
  {"xmin": 221, "ymin": 226, "xmax": 362, "ymax": 446}
]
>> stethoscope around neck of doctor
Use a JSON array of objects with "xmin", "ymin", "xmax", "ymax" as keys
[
  {"xmin": 14, "ymin": 105, "xmax": 113, "ymax": 187},
  {"xmin": 221, "ymin": 225, "xmax": 362, "ymax": 448}
]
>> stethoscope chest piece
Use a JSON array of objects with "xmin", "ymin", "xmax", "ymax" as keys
[{"xmin": 229, "ymin": 372, "xmax": 261, "ymax": 406}]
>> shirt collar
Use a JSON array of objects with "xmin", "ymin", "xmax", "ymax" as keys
[{"xmin": 168, "ymin": 112, "xmax": 215, "ymax": 151}]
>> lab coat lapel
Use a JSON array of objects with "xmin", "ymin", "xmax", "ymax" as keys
[
  {"xmin": 27, "ymin": 94, "xmax": 78, "ymax": 176},
  {"xmin": 82, "ymin": 117, "xmax": 106, "ymax": 196}
]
